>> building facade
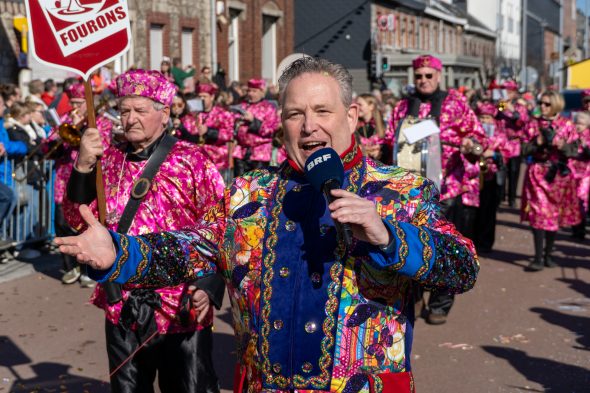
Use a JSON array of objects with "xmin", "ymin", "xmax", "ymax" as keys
[
  {"xmin": 293, "ymin": 0, "xmax": 495, "ymax": 95},
  {"xmin": 460, "ymin": 0, "xmax": 521, "ymax": 78},
  {"xmin": 372, "ymin": 0, "xmax": 496, "ymax": 95},
  {"xmin": 1, "ymin": 0, "xmax": 293, "ymax": 87}
]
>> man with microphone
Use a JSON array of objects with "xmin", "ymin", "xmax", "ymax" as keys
[{"xmin": 56, "ymin": 58, "xmax": 479, "ymax": 391}]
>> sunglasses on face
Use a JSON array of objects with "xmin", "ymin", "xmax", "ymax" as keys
[
  {"xmin": 539, "ymin": 101, "xmax": 551, "ymax": 107},
  {"xmin": 415, "ymin": 73, "xmax": 434, "ymax": 80},
  {"xmin": 172, "ymin": 103, "xmax": 185, "ymax": 108}
]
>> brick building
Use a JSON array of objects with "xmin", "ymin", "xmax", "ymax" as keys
[
  {"xmin": 104, "ymin": 0, "xmax": 294, "ymax": 85},
  {"xmin": 294, "ymin": 0, "xmax": 496, "ymax": 95},
  {"xmin": 216, "ymin": 0, "xmax": 294, "ymax": 84},
  {"xmin": 0, "ymin": 0, "xmax": 293, "ymax": 87}
]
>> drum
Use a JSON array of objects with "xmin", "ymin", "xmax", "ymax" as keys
[{"xmin": 393, "ymin": 116, "xmax": 442, "ymax": 190}]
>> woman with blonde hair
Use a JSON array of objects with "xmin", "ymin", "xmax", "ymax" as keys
[
  {"xmin": 355, "ymin": 93, "xmax": 391, "ymax": 163},
  {"xmin": 521, "ymin": 90, "xmax": 581, "ymax": 270}
]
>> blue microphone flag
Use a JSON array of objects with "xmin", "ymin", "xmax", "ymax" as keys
[{"xmin": 304, "ymin": 147, "xmax": 344, "ymax": 192}]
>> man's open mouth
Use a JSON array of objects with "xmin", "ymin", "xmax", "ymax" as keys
[{"xmin": 300, "ymin": 141, "xmax": 327, "ymax": 151}]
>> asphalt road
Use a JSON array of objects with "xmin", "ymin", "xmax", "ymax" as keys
[{"xmin": 0, "ymin": 206, "xmax": 588, "ymax": 393}]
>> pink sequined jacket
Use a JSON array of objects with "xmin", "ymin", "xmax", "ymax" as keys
[
  {"xmin": 64, "ymin": 137, "xmax": 225, "ymax": 334},
  {"xmin": 236, "ymin": 99, "xmax": 285, "ymax": 163},
  {"xmin": 521, "ymin": 115, "xmax": 582, "ymax": 231}
]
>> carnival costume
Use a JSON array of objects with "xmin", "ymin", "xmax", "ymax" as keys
[
  {"xmin": 65, "ymin": 70, "xmax": 225, "ymax": 393},
  {"xmin": 88, "ymin": 138, "xmax": 479, "ymax": 392}
]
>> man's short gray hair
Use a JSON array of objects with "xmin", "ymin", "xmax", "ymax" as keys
[{"xmin": 278, "ymin": 57, "xmax": 353, "ymax": 108}]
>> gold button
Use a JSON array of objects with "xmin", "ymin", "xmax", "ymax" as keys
[
  {"xmin": 273, "ymin": 320, "xmax": 283, "ymax": 330},
  {"xmin": 292, "ymin": 184, "xmax": 302, "ymax": 192},
  {"xmin": 304, "ymin": 321, "xmax": 318, "ymax": 333},
  {"xmin": 285, "ymin": 220, "xmax": 296, "ymax": 231},
  {"xmin": 272, "ymin": 363, "xmax": 281, "ymax": 373},
  {"xmin": 311, "ymin": 272, "xmax": 321, "ymax": 284},
  {"xmin": 302, "ymin": 362, "xmax": 313, "ymax": 373},
  {"xmin": 279, "ymin": 267, "xmax": 289, "ymax": 278}
]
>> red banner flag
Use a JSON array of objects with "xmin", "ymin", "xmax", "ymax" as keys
[{"xmin": 24, "ymin": 0, "xmax": 131, "ymax": 79}]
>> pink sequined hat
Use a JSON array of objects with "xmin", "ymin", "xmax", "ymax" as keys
[
  {"xmin": 66, "ymin": 83, "xmax": 85, "ymax": 99},
  {"xmin": 412, "ymin": 55, "xmax": 442, "ymax": 71},
  {"xmin": 582, "ymin": 89, "xmax": 590, "ymax": 99},
  {"xmin": 502, "ymin": 80, "xmax": 518, "ymax": 91},
  {"xmin": 197, "ymin": 83, "xmax": 218, "ymax": 96},
  {"xmin": 476, "ymin": 101, "xmax": 497, "ymax": 117},
  {"xmin": 116, "ymin": 69, "xmax": 178, "ymax": 106},
  {"xmin": 247, "ymin": 78, "xmax": 266, "ymax": 90}
]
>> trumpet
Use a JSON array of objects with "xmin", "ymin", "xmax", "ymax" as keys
[
  {"xmin": 12, "ymin": 125, "xmax": 82, "ymax": 183},
  {"xmin": 497, "ymin": 100, "xmax": 507, "ymax": 112}
]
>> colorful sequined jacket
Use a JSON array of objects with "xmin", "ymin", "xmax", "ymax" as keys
[{"xmin": 91, "ymin": 144, "xmax": 479, "ymax": 392}]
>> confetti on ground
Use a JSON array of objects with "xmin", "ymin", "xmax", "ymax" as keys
[{"xmin": 438, "ymin": 342, "xmax": 474, "ymax": 350}]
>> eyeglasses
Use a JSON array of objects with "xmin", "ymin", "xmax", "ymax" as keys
[
  {"xmin": 415, "ymin": 73, "xmax": 434, "ymax": 80},
  {"xmin": 172, "ymin": 103, "xmax": 185, "ymax": 108},
  {"xmin": 539, "ymin": 101, "xmax": 552, "ymax": 107}
]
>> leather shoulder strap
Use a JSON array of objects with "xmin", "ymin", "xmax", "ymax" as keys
[{"xmin": 116, "ymin": 134, "xmax": 178, "ymax": 234}]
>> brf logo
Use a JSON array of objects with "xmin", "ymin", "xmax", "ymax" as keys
[{"xmin": 38, "ymin": 0, "xmax": 128, "ymax": 56}]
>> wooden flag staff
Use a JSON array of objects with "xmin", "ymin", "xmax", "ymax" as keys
[{"xmin": 83, "ymin": 80, "xmax": 106, "ymax": 225}]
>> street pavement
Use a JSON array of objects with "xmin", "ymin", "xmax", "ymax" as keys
[{"xmin": 0, "ymin": 206, "xmax": 588, "ymax": 393}]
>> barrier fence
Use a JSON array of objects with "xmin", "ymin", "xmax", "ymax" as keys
[{"xmin": 1, "ymin": 157, "xmax": 55, "ymax": 254}]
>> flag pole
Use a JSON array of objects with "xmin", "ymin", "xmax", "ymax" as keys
[{"xmin": 83, "ymin": 79, "xmax": 106, "ymax": 225}]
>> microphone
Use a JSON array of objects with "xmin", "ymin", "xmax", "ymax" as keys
[{"xmin": 304, "ymin": 147, "xmax": 353, "ymax": 249}]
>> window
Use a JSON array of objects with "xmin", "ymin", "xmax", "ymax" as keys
[
  {"xmin": 261, "ymin": 14, "xmax": 278, "ymax": 82},
  {"xmin": 508, "ymin": 17, "xmax": 513, "ymax": 33},
  {"xmin": 181, "ymin": 28, "xmax": 194, "ymax": 68},
  {"xmin": 497, "ymin": 13, "xmax": 503, "ymax": 30},
  {"xmin": 228, "ymin": 9, "xmax": 240, "ymax": 82},
  {"xmin": 149, "ymin": 24, "xmax": 164, "ymax": 70}
]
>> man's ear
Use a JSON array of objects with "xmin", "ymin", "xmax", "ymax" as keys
[
  {"xmin": 161, "ymin": 105, "xmax": 171, "ymax": 125},
  {"xmin": 347, "ymin": 103, "xmax": 359, "ymax": 135}
]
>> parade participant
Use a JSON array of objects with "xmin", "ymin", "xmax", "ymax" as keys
[
  {"xmin": 57, "ymin": 57, "xmax": 479, "ymax": 392},
  {"xmin": 496, "ymin": 80, "xmax": 529, "ymax": 208},
  {"xmin": 169, "ymin": 92, "xmax": 199, "ymax": 140},
  {"xmin": 53, "ymin": 82, "xmax": 113, "ymax": 287},
  {"xmin": 195, "ymin": 83, "xmax": 237, "ymax": 173},
  {"xmin": 64, "ymin": 69, "xmax": 225, "ymax": 393},
  {"xmin": 521, "ymin": 91, "xmax": 581, "ymax": 271},
  {"xmin": 570, "ymin": 111, "xmax": 590, "ymax": 240},
  {"xmin": 355, "ymin": 93, "xmax": 392, "ymax": 163},
  {"xmin": 474, "ymin": 101, "xmax": 508, "ymax": 253},
  {"xmin": 391, "ymin": 54, "xmax": 486, "ymax": 325},
  {"xmin": 234, "ymin": 78, "xmax": 283, "ymax": 175}
]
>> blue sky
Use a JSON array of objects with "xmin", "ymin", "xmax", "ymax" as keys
[{"xmin": 579, "ymin": 0, "xmax": 589, "ymax": 12}]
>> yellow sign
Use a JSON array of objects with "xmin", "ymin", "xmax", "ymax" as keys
[{"xmin": 13, "ymin": 16, "xmax": 28, "ymax": 53}]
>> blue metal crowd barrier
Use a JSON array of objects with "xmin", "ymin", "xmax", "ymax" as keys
[{"xmin": 1, "ymin": 157, "xmax": 55, "ymax": 249}]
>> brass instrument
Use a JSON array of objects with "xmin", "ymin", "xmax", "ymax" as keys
[
  {"xmin": 11, "ymin": 98, "xmax": 116, "ymax": 183},
  {"xmin": 497, "ymin": 100, "xmax": 507, "ymax": 112},
  {"xmin": 13, "ymin": 125, "xmax": 82, "ymax": 183}
]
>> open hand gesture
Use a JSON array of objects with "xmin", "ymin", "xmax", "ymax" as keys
[{"xmin": 54, "ymin": 205, "xmax": 116, "ymax": 271}]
